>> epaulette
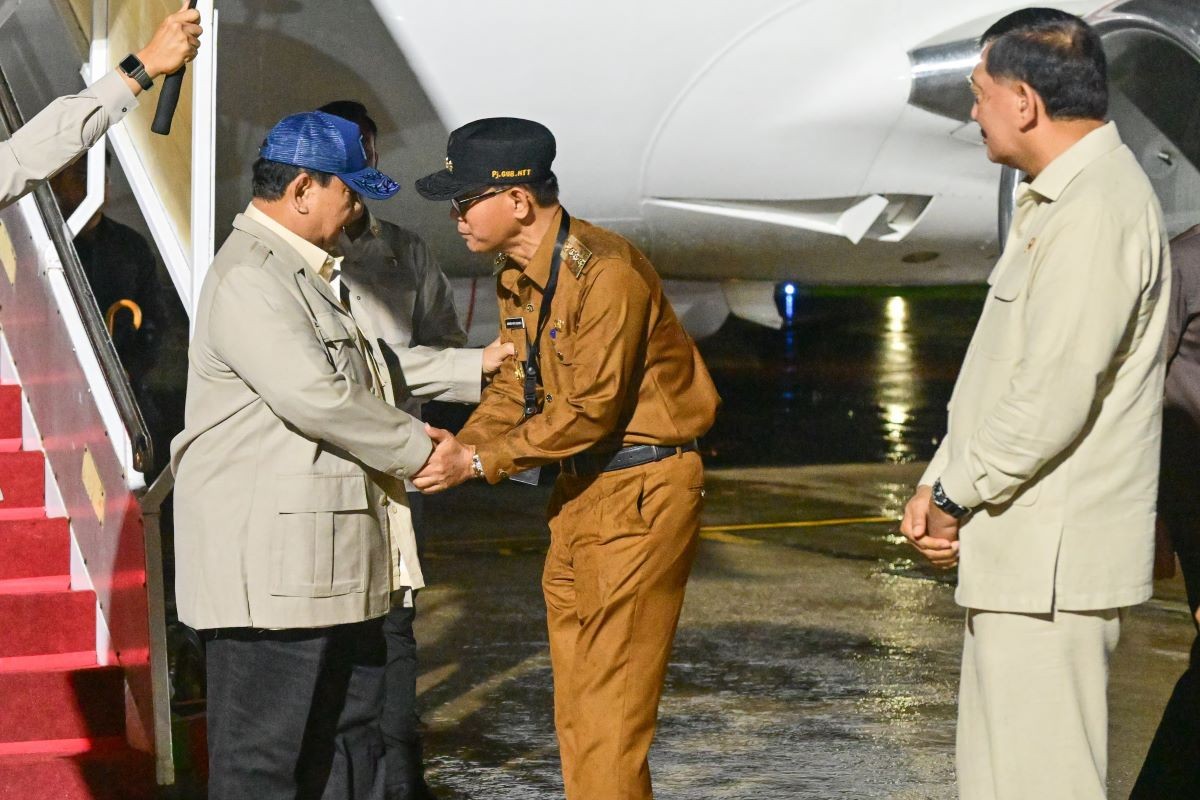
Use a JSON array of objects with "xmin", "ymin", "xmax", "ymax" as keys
[
  {"xmin": 562, "ymin": 235, "xmax": 594, "ymax": 278},
  {"xmin": 246, "ymin": 239, "xmax": 273, "ymax": 268}
]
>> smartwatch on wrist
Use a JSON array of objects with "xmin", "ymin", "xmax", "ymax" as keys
[
  {"xmin": 118, "ymin": 53, "xmax": 154, "ymax": 91},
  {"xmin": 932, "ymin": 479, "xmax": 971, "ymax": 519}
]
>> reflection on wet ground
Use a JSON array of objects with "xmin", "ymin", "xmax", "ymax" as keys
[
  {"xmin": 419, "ymin": 466, "xmax": 1192, "ymax": 799},
  {"xmin": 696, "ymin": 291, "xmax": 984, "ymax": 467},
  {"xmin": 415, "ymin": 293, "xmax": 1194, "ymax": 798}
]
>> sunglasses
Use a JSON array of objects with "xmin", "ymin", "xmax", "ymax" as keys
[{"xmin": 451, "ymin": 188, "xmax": 506, "ymax": 218}]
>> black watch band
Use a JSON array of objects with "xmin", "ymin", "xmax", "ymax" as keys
[
  {"xmin": 118, "ymin": 53, "xmax": 153, "ymax": 91},
  {"xmin": 932, "ymin": 479, "xmax": 971, "ymax": 519}
]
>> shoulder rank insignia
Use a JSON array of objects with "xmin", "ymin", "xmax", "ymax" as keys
[
  {"xmin": 562, "ymin": 235, "xmax": 593, "ymax": 278},
  {"xmin": 492, "ymin": 252, "xmax": 509, "ymax": 275}
]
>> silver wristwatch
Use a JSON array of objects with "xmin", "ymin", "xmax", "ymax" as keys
[
  {"xmin": 932, "ymin": 479, "xmax": 970, "ymax": 519},
  {"xmin": 470, "ymin": 452, "xmax": 485, "ymax": 479}
]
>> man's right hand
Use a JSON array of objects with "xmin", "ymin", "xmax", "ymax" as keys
[
  {"xmin": 136, "ymin": 1, "xmax": 203, "ymax": 81},
  {"xmin": 901, "ymin": 484, "xmax": 959, "ymax": 570},
  {"xmin": 482, "ymin": 336, "xmax": 516, "ymax": 376}
]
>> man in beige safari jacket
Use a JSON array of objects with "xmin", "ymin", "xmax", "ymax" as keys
[
  {"xmin": 171, "ymin": 111, "xmax": 431, "ymax": 800},
  {"xmin": 901, "ymin": 10, "xmax": 1169, "ymax": 800}
]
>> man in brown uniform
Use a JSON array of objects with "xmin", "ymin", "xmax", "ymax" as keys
[{"xmin": 410, "ymin": 117, "xmax": 719, "ymax": 799}]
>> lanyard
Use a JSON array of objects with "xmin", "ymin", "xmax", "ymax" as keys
[{"xmin": 524, "ymin": 209, "xmax": 572, "ymax": 417}]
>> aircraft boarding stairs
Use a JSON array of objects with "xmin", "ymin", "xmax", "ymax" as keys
[
  {"xmin": 0, "ymin": 1, "xmax": 218, "ymax": 796},
  {"xmin": 0, "ymin": 379, "xmax": 155, "ymax": 799}
]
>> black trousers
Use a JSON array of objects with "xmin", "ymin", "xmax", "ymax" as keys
[
  {"xmin": 205, "ymin": 618, "xmax": 386, "ymax": 800},
  {"xmin": 1131, "ymin": 411, "xmax": 1200, "ymax": 799},
  {"xmin": 381, "ymin": 493, "xmax": 433, "ymax": 799}
]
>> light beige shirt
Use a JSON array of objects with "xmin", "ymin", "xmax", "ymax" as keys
[
  {"xmin": 336, "ymin": 212, "xmax": 482, "ymax": 420},
  {"xmin": 336, "ymin": 212, "xmax": 483, "ymax": 592},
  {"xmin": 0, "ymin": 71, "xmax": 137, "ymax": 211},
  {"xmin": 921, "ymin": 122, "xmax": 1169, "ymax": 612}
]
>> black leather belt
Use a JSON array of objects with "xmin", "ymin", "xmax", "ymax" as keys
[{"xmin": 561, "ymin": 440, "xmax": 698, "ymax": 476}]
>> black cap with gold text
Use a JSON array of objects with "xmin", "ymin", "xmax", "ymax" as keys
[{"xmin": 415, "ymin": 117, "xmax": 556, "ymax": 201}]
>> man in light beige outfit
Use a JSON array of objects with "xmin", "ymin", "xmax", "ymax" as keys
[
  {"xmin": 171, "ymin": 110, "xmax": 433, "ymax": 800},
  {"xmin": 900, "ymin": 9, "xmax": 1169, "ymax": 800}
]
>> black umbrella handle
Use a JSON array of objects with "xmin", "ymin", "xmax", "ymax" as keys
[{"xmin": 150, "ymin": 0, "xmax": 198, "ymax": 136}]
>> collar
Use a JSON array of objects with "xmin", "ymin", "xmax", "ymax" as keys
[
  {"xmin": 1026, "ymin": 121, "xmax": 1123, "ymax": 203},
  {"xmin": 336, "ymin": 209, "xmax": 385, "ymax": 263},
  {"xmin": 244, "ymin": 202, "xmax": 340, "ymax": 281},
  {"xmin": 512, "ymin": 207, "xmax": 565, "ymax": 291}
]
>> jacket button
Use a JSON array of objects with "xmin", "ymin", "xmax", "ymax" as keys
[
  {"xmin": 498, "ymin": 469, "xmax": 509, "ymax": 479},
  {"xmin": 525, "ymin": 303, "xmax": 535, "ymax": 312},
  {"xmin": 546, "ymin": 394, "xmax": 554, "ymax": 403}
]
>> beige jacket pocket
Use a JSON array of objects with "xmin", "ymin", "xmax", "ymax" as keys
[
  {"xmin": 270, "ymin": 473, "xmax": 371, "ymax": 598},
  {"xmin": 976, "ymin": 257, "xmax": 1031, "ymax": 361}
]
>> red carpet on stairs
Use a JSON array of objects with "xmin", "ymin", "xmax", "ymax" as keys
[{"xmin": 0, "ymin": 384, "xmax": 157, "ymax": 799}]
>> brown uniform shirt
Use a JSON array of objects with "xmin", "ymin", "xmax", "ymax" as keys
[{"xmin": 458, "ymin": 209, "xmax": 719, "ymax": 482}]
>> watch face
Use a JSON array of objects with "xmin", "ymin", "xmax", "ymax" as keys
[{"xmin": 119, "ymin": 54, "xmax": 142, "ymax": 75}]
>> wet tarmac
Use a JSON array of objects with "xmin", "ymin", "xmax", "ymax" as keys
[
  {"xmin": 416, "ymin": 464, "xmax": 1193, "ymax": 800},
  {"xmin": 411, "ymin": 292, "xmax": 1197, "ymax": 799}
]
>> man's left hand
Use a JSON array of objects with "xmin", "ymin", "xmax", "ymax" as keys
[
  {"xmin": 901, "ymin": 485, "xmax": 960, "ymax": 570},
  {"xmin": 412, "ymin": 424, "xmax": 474, "ymax": 493},
  {"xmin": 920, "ymin": 503, "xmax": 961, "ymax": 569}
]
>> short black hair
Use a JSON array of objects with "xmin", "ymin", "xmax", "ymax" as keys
[
  {"xmin": 251, "ymin": 157, "xmax": 334, "ymax": 201},
  {"xmin": 980, "ymin": 8, "xmax": 1107, "ymax": 121},
  {"xmin": 318, "ymin": 100, "xmax": 378, "ymax": 137},
  {"xmin": 520, "ymin": 173, "xmax": 559, "ymax": 207}
]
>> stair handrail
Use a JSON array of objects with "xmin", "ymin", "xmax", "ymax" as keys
[
  {"xmin": 139, "ymin": 466, "xmax": 176, "ymax": 785},
  {"xmin": 0, "ymin": 64, "xmax": 155, "ymax": 473}
]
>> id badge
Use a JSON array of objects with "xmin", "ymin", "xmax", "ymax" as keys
[{"xmin": 509, "ymin": 467, "xmax": 541, "ymax": 486}]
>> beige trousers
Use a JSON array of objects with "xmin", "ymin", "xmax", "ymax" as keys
[
  {"xmin": 542, "ymin": 451, "xmax": 704, "ymax": 800},
  {"xmin": 957, "ymin": 608, "xmax": 1122, "ymax": 800}
]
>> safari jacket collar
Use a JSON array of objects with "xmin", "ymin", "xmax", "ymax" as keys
[
  {"xmin": 233, "ymin": 206, "xmax": 342, "ymax": 311},
  {"xmin": 243, "ymin": 202, "xmax": 342, "ymax": 281},
  {"xmin": 1026, "ymin": 121, "xmax": 1123, "ymax": 203}
]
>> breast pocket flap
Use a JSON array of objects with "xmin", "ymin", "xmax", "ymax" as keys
[
  {"xmin": 314, "ymin": 310, "xmax": 355, "ymax": 344},
  {"xmin": 277, "ymin": 473, "xmax": 369, "ymax": 513},
  {"xmin": 990, "ymin": 257, "xmax": 1031, "ymax": 302}
]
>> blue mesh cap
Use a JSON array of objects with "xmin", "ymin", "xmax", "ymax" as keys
[{"xmin": 259, "ymin": 111, "xmax": 400, "ymax": 200}]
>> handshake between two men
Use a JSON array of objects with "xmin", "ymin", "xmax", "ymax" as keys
[{"xmin": 410, "ymin": 334, "xmax": 513, "ymax": 494}]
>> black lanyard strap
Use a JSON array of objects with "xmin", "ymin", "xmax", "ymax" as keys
[{"xmin": 524, "ymin": 209, "xmax": 572, "ymax": 417}]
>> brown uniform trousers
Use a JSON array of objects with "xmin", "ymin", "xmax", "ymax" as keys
[
  {"xmin": 458, "ymin": 208, "xmax": 718, "ymax": 799},
  {"xmin": 545, "ymin": 452, "xmax": 704, "ymax": 799}
]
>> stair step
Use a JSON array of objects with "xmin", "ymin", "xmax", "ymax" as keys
[
  {"xmin": 0, "ymin": 651, "xmax": 97, "ymax": 674},
  {"xmin": 0, "ymin": 745, "xmax": 155, "ymax": 800},
  {"xmin": 0, "ymin": 591, "xmax": 96, "ymax": 659},
  {"xmin": 0, "ymin": 575, "xmax": 71, "ymax": 594},
  {"xmin": 0, "ymin": 451, "xmax": 43, "ymax": 508},
  {"xmin": 0, "ymin": 385, "xmax": 20, "ymax": 441},
  {"xmin": 0, "ymin": 507, "xmax": 47, "ymax": 522},
  {"xmin": 0, "ymin": 664, "xmax": 125, "ymax": 744},
  {"xmin": 0, "ymin": 516, "xmax": 69, "ymax": 582}
]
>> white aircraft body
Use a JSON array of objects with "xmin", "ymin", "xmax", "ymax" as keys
[
  {"xmin": 12, "ymin": 0, "xmax": 1200, "ymax": 340},
  {"xmin": 192, "ymin": 0, "xmax": 1200, "ymax": 339}
]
